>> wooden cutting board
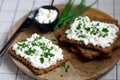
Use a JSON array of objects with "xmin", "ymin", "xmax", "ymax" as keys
[{"xmin": 7, "ymin": 5, "xmax": 120, "ymax": 80}]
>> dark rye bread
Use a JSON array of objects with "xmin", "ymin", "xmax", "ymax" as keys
[
  {"xmin": 70, "ymin": 45, "xmax": 101, "ymax": 59},
  {"xmin": 69, "ymin": 36, "xmax": 120, "ymax": 59},
  {"xmin": 60, "ymin": 19, "xmax": 120, "ymax": 54},
  {"xmin": 71, "ymin": 42, "xmax": 120, "ymax": 59},
  {"xmin": 8, "ymin": 47, "xmax": 71, "ymax": 75}
]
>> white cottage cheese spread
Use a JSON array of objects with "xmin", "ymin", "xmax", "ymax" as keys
[
  {"xmin": 12, "ymin": 33, "xmax": 63, "ymax": 69},
  {"xmin": 35, "ymin": 8, "xmax": 57, "ymax": 24},
  {"xmin": 65, "ymin": 16, "xmax": 119, "ymax": 48}
]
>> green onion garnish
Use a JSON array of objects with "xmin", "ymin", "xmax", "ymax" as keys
[
  {"xmin": 40, "ymin": 57, "xmax": 44, "ymax": 64},
  {"xmin": 102, "ymin": 28, "xmax": 109, "ymax": 32}
]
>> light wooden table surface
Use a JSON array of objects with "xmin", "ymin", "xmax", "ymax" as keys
[{"xmin": 0, "ymin": 0, "xmax": 120, "ymax": 80}]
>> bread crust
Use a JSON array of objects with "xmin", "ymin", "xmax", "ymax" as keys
[{"xmin": 8, "ymin": 47, "xmax": 71, "ymax": 75}]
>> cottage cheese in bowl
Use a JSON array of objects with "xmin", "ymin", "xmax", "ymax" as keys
[
  {"xmin": 35, "ymin": 7, "xmax": 58, "ymax": 24},
  {"xmin": 34, "ymin": 6, "xmax": 59, "ymax": 32}
]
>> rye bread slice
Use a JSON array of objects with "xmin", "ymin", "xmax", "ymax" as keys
[
  {"xmin": 70, "ymin": 39, "xmax": 120, "ymax": 59},
  {"xmin": 59, "ymin": 19, "xmax": 120, "ymax": 54},
  {"xmin": 8, "ymin": 47, "xmax": 71, "ymax": 75},
  {"xmin": 71, "ymin": 45, "xmax": 112, "ymax": 59}
]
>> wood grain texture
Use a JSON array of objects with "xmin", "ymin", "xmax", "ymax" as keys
[{"xmin": 7, "ymin": 5, "xmax": 120, "ymax": 80}]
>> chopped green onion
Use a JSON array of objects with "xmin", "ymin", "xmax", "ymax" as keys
[
  {"xmin": 85, "ymin": 27, "xmax": 90, "ymax": 31},
  {"xmin": 61, "ymin": 63, "xmax": 70, "ymax": 72},
  {"xmin": 77, "ymin": 24, "xmax": 81, "ymax": 30},
  {"xmin": 78, "ymin": 35, "xmax": 85, "ymax": 38},
  {"xmin": 102, "ymin": 28, "xmax": 109, "ymax": 32},
  {"xmin": 61, "ymin": 62, "xmax": 66, "ymax": 68},
  {"xmin": 96, "ymin": 23, "xmax": 100, "ymax": 26},
  {"xmin": 49, "ymin": 53, "xmax": 55, "ymax": 57},
  {"xmin": 96, "ymin": 65, "xmax": 101, "ymax": 69},
  {"xmin": 40, "ymin": 57, "xmax": 44, "ymax": 64},
  {"xmin": 25, "ymin": 48, "xmax": 36, "ymax": 55},
  {"xmin": 65, "ymin": 65, "xmax": 70, "ymax": 72},
  {"xmin": 60, "ymin": 74, "xmax": 63, "ymax": 77},
  {"xmin": 102, "ymin": 33, "xmax": 108, "ymax": 37}
]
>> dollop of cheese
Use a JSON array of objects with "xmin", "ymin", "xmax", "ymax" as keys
[
  {"xmin": 35, "ymin": 8, "xmax": 57, "ymax": 24},
  {"xmin": 65, "ymin": 16, "xmax": 119, "ymax": 48},
  {"xmin": 12, "ymin": 33, "xmax": 63, "ymax": 69}
]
